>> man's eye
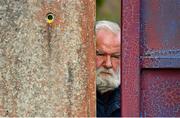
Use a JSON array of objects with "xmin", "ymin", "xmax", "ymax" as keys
[
  {"xmin": 97, "ymin": 53, "xmax": 104, "ymax": 56},
  {"xmin": 96, "ymin": 51, "xmax": 104, "ymax": 56},
  {"xmin": 112, "ymin": 55, "xmax": 120, "ymax": 59}
]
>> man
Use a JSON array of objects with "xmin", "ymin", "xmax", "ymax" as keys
[{"xmin": 96, "ymin": 20, "xmax": 121, "ymax": 117}]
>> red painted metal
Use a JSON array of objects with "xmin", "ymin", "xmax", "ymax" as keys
[
  {"xmin": 140, "ymin": 0, "xmax": 180, "ymax": 69},
  {"xmin": 122, "ymin": 0, "xmax": 141, "ymax": 116},
  {"xmin": 141, "ymin": 69, "xmax": 180, "ymax": 116},
  {"xmin": 122, "ymin": 0, "xmax": 180, "ymax": 117},
  {"xmin": 140, "ymin": 0, "xmax": 180, "ymax": 117}
]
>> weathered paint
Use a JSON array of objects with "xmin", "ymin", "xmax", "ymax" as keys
[
  {"xmin": 140, "ymin": 0, "xmax": 180, "ymax": 69},
  {"xmin": 140, "ymin": 0, "xmax": 180, "ymax": 117},
  {"xmin": 141, "ymin": 0, "xmax": 180, "ymax": 51},
  {"xmin": 123, "ymin": 0, "xmax": 180, "ymax": 117},
  {"xmin": 141, "ymin": 49, "xmax": 180, "ymax": 68},
  {"xmin": 141, "ymin": 70, "xmax": 180, "ymax": 116},
  {"xmin": 122, "ymin": 0, "xmax": 140, "ymax": 116},
  {"xmin": 0, "ymin": 0, "xmax": 95, "ymax": 117}
]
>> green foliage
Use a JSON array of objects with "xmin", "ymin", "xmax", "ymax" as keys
[
  {"xmin": 96, "ymin": 0, "xmax": 120, "ymax": 24},
  {"xmin": 96, "ymin": 0, "xmax": 105, "ymax": 8}
]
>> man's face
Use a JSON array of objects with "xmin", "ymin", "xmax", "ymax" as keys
[{"xmin": 96, "ymin": 28, "xmax": 120, "ymax": 93}]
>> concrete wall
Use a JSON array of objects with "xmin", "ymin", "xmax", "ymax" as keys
[{"xmin": 0, "ymin": 0, "xmax": 95, "ymax": 117}]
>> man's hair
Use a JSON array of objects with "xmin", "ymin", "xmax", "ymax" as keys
[{"xmin": 95, "ymin": 20, "xmax": 120, "ymax": 34}]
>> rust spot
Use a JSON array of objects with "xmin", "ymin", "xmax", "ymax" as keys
[
  {"xmin": 46, "ymin": 23, "xmax": 52, "ymax": 55},
  {"xmin": 78, "ymin": 0, "xmax": 96, "ymax": 117}
]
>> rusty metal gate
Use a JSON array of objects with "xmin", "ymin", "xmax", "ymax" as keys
[
  {"xmin": 0, "ymin": 0, "xmax": 95, "ymax": 117},
  {"xmin": 122, "ymin": 0, "xmax": 180, "ymax": 117}
]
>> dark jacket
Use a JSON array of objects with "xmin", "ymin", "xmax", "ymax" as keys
[{"xmin": 96, "ymin": 86, "xmax": 121, "ymax": 117}]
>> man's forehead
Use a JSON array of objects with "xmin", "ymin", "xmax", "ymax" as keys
[
  {"xmin": 97, "ymin": 32, "xmax": 120, "ymax": 47},
  {"xmin": 96, "ymin": 29, "xmax": 120, "ymax": 43}
]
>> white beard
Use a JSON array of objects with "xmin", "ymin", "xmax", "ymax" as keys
[{"xmin": 96, "ymin": 67, "xmax": 120, "ymax": 94}]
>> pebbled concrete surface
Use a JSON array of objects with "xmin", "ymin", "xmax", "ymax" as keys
[{"xmin": 0, "ymin": 0, "xmax": 95, "ymax": 117}]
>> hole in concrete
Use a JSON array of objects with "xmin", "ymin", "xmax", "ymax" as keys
[{"xmin": 46, "ymin": 12, "xmax": 55, "ymax": 24}]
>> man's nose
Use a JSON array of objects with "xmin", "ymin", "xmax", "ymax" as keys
[{"xmin": 104, "ymin": 55, "xmax": 112, "ymax": 69}]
